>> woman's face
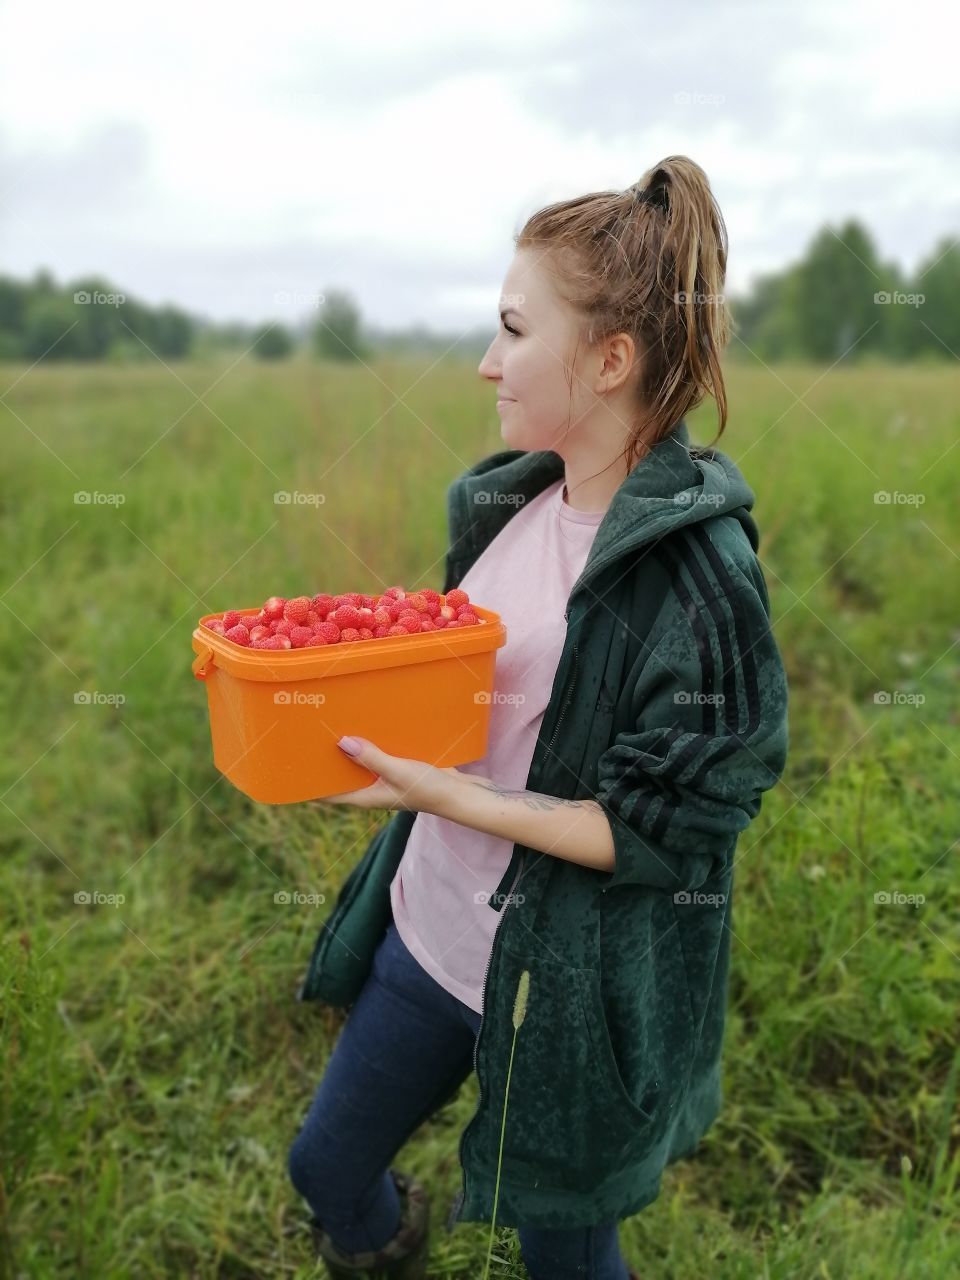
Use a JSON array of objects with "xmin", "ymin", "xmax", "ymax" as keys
[{"xmin": 478, "ymin": 248, "xmax": 602, "ymax": 455}]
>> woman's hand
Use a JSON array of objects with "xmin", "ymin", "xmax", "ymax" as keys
[{"xmin": 317, "ymin": 736, "xmax": 469, "ymax": 814}]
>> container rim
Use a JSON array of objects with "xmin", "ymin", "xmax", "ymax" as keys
[{"xmin": 191, "ymin": 603, "xmax": 506, "ymax": 682}]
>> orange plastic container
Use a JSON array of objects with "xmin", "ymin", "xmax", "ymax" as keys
[{"xmin": 190, "ymin": 606, "xmax": 507, "ymax": 804}]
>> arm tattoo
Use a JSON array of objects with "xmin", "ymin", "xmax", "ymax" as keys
[{"xmin": 472, "ymin": 778, "xmax": 593, "ymax": 813}]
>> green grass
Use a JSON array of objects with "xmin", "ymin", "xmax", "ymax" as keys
[{"xmin": 1, "ymin": 355, "xmax": 958, "ymax": 1277}]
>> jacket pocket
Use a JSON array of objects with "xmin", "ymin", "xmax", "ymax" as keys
[
  {"xmin": 492, "ymin": 939, "xmax": 654, "ymax": 1188},
  {"xmin": 578, "ymin": 966, "xmax": 659, "ymax": 1128}
]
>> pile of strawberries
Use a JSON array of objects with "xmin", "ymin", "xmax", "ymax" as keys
[{"xmin": 202, "ymin": 587, "xmax": 481, "ymax": 650}]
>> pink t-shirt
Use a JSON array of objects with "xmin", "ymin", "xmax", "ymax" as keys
[{"xmin": 389, "ymin": 476, "xmax": 605, "ymax": 1014}]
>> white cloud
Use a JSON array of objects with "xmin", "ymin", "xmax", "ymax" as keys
[{"xmin": 0, "ymin": 0, "xmax": 955, "ymax": 328}]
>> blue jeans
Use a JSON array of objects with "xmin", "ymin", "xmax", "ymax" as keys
[{"xmin": 289, "ymin": 918, "xmax": 631, "ymax": 1280}]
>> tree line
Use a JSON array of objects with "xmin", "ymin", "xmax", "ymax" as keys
[{"xmin": 0, "ymin": 220, "xmax": 956, "ymax": 365}]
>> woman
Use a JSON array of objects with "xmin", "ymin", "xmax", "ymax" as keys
[{"xmin": 289, "ymin": 155, "xmax": 790, "ymax": 1280}]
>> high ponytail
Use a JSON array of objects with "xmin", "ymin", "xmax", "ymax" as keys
[{"xmin": 515, "ymin": 154, "xmax": 730, "ymax": 472}]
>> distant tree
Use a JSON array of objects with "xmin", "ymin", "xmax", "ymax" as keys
[
  {"xmin": 911, "ymin": 236, "xmax": 960, "ymax": 358},
  {"xmin": 0, "ymin": 275, "xmax": 27, "ymax": 333},
  {"xmin": 252, "ymin": 323, "xmax": 294, "ymax": 359},
  {"xmin": 151, "ymin": 305, "xmax": 195, "ymax": 358},
  {"xmin": 312, "ymin": 289, "xmax": 370, "ymax": 361},
  {"xmin": 21, "ymin": 294, "xmax": 87, "ymax": 360},
  {"xmin": 791, "ymin": 220, "xmax": 885, "ymax": 362},
  {"xmin": 729, "ymin": 269, "xmax": 801, "ymax": 361},
  {"xmin": 66, "ymin": 275, "xmax": 125, "ymax": 358}
]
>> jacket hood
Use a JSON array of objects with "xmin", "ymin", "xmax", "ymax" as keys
[{"xmin": 452, "ymin": 419, "xmax": 759, "ymax": 610}]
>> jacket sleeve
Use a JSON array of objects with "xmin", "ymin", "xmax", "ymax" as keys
[{"xmin": 593, "ymin": 573, "xmax": 789, "ymax": 894}]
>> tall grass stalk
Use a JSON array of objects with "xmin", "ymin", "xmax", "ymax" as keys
[{"xmin": 481, "ymin": 969, "xmax": 530, "ymax": 1280}]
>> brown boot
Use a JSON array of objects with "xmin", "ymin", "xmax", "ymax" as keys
[{"xmin": 309, "ymin": 1169, "xmax": 430, "ymax": 1279}]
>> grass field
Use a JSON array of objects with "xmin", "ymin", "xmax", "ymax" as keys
[{"xmin": 1, "ymin": 355, "xmax": 958, "ymax": 1278}]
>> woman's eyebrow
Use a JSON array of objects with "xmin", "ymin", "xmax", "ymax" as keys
[{"xmin": 499, "ymin": 307, "xmax": 523, "ymax": 321}]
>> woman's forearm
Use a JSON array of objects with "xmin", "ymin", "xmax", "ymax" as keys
[{"xmin": 431, "ymin": 771, "xmax": 616, "ymax": 874}]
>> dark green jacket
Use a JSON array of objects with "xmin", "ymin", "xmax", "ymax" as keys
[{"xmin": 297, "ymin": 419, "xmax": 790, "ymax": 1230}]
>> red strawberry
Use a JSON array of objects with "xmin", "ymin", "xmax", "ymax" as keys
[
  {"xmin": 205, "ymin": 619, "xmax": 226, "ymax": 634},
  {"xmin": 457, "ymin": 611, "xmax": 479, "ymax": 626},
  {"xmin": 421, "ymin": 588, "xmax": 441, "ymax": 604},
  {"xmin": 439, "ymin": 605, "xmax": 457, "ymax": 621},
  {"xmin": 263, "ymin": 596, "xmax": 286, "ymax": 620},
  {"xmin": 373, "ymin": 605, "xmax": 393, "ymax": 627},
  {"xmin": 420, "ymin": 618, "xmax": 435, "ymax": 631},
  {"xmin": 225, "ymin": 624, "xmax": 251, "ymax": 645},
  {"xmin": 330, "ymin": 605, "xmax": 362, "ymax": 629},
  {"xmin": 358, "ymin": 627, "xmax": 374, "ymax": 640},
  {"xmin": 397, "ymin": 614, "xmax": 421, "ymax": 634},
  {"xmin": 222, "ymin": 610, "xmax": 242, "ymax": 631},
  {"xmin": 289, "ymin": 625, "xmax": 314, "ymax": 648},
  {"xmin": 284, "ymin": 596, "xmax": 311, "ymax": 624},
  {"xmin": 249, "ymin": 625, "xmax": 270, "ymax": 642},
  {"xmin": 317, "ymin": 621, "xmax": 341, "ymax": 644},
  {"xmin": 312, "ymin": 593, "xmax": 335, "ymax": 616},
  {"xmin": 252, "ymin": 635, "xmax": 287, "ymax": 650},
  {"xmin": 340, "ymin": 627, "xmax": 361, "ymax": 643},
  {"xmin": 387, "ymin": 624, "xmax": 407, "ymax": 636},
  {"xmin": 374, "ymin": 625, "xmax": 391, "ymax": 638},
  {"xmin": 275, "ymin": 619, "xmax": 296, "ymax": 637},
  {"xmin": 444, "ymin": 589, "xmax": 469, "ymax": 610}
]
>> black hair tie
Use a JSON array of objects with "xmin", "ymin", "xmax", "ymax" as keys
[{"xmin": 630, "ymin": 184, "xmax": 669, "ymax": 213}]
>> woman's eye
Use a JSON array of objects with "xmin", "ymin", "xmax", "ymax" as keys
[{"xmin": 502, "ymin": 320, "xmax": 520, "ymax": 336}]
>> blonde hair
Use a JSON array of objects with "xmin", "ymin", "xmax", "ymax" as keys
[{"xmin": 515, "ymin": 154, "xmax": 731, "ymax": 473}]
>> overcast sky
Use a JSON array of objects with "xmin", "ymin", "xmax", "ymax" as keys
[{"xmin": 1, "ymin": 0, "xmax": 956, "ymax": 334}]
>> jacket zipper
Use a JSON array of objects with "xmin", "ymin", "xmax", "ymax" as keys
[
  {"xmin": 449, "ymin": 619, "xmax": 581, "ymax": 1230},
  {"xmin": 449, "ymin": 919, "xmax": 497, "ymax": 1230}
]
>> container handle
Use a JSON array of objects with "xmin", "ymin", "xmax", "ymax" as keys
[{"xmin": 192, "ymin": 644, "xmax": 216, "ymax": 680}]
